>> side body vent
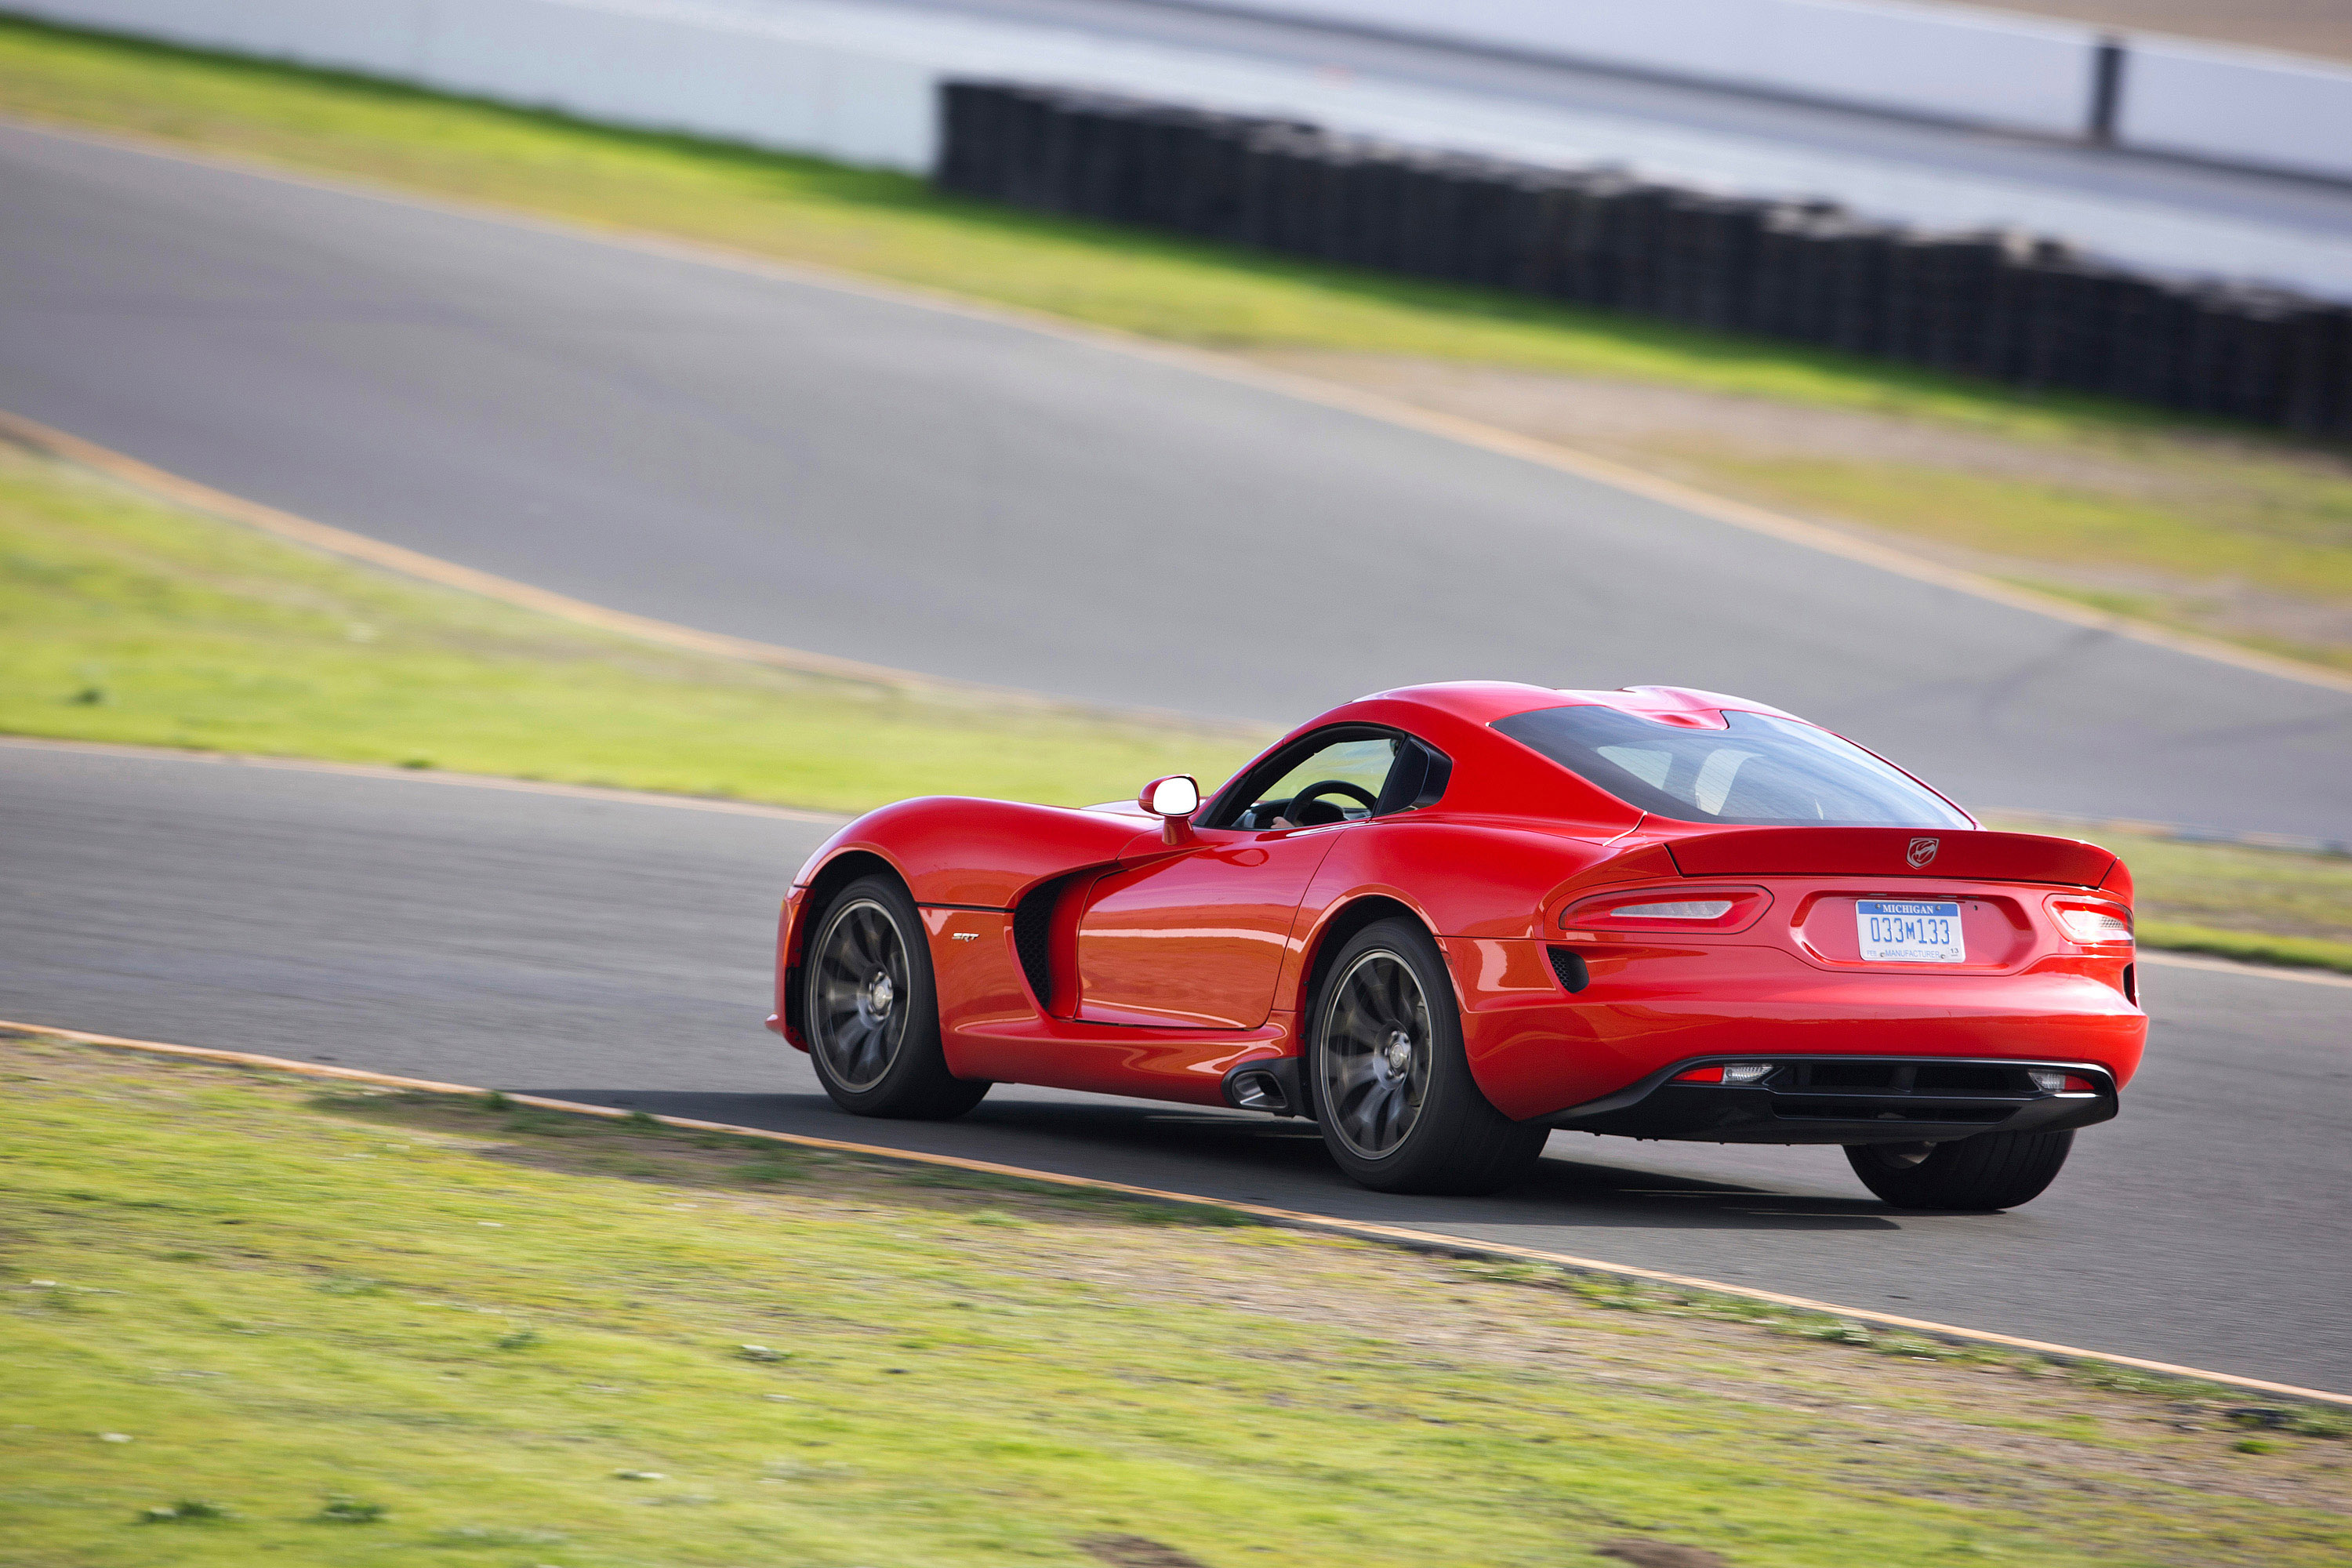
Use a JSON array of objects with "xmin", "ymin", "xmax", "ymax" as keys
[
  {"xmin": 1011, "ymin": 877, "xmax": 1062, "ymax": 1011},
  {"xmin": 1547, "ymin": 946, "xmax": 1591, "ymax": 994}
]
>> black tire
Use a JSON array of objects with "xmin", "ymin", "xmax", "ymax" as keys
[
  {"xmin": 1305, "ymin": 917, "xmax": 1548, "ymax": 1196},
  {"xmin": 1845, "ymin": 1130, "xmax": 2074, "ymax": 1210},
  {"xmin": 802, "ymin": 875, "xmax": 989, "ymax": 1120}
]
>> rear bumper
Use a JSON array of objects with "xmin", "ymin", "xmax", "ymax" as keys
[
  {"xmin": 1447, "ymin": 938, "xmax": 2145, "ymax": 1120},
  {"xmin": 1541, "ymin": 1054, "xmax": 2119, "ymax": 1144}
]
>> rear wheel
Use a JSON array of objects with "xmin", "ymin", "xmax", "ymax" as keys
[
  {"xmin": 1307, "ymin": 918, "xmax": 1548, "ymax": 1195},
  {"xmin": 804, "ymin": 875, "xmax": 989, "ymax": 1120},
  {"xmin": 1845, "ymin": 1129, "xmax": 2074, "ymax": 1210}
]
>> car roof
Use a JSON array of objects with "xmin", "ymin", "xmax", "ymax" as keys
[
  {"xmin": 1343, "ymin": 681, "xmax": 1804, "ymax": 730},
  {"xmin": 1248, "ymin": 682, "xmax": 1843, "ymax": 827}
]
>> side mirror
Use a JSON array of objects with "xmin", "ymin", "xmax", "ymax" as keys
[{"xmin": 1138, "ymin": 774, "xmax": 1201, "ymax": 844}]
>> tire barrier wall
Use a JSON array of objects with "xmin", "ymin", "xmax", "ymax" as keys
[{"xmin": 937, "ymin": 81, "xmax": 2352, "ymax": 437}]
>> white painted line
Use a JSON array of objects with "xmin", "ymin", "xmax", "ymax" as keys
[
  {"xmin": 6, "ymin": 1014, "xmax": 2346, "ymax": 1407},
  {"xmin": 6, "ymin": 114, "xmax": 2348, "ymax": 700},
  {"xmin": 0, "ymin": 735, "xmax": 851, "ymax": 826}
]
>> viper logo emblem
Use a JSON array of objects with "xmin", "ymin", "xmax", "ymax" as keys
[{"xmin": 1907, "ymin": 837, "xmax": 1940, "ymax": 868}]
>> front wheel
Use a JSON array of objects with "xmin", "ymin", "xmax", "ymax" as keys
[
  {"xmin": 1845, "ymin": 1129, "xmax": 2074, "ymax": 1210},
  {"xmin": 803, "ymin": 875, "xmax": 989, "ymax": 1120},
  {"xmin": 1307, "ymin": 918, "xmax": 1548, "ymax": 1196}
]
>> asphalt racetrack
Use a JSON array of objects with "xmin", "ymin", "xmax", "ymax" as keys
[
  {"xmin": 5, "ymin": 742, "xmax": 2347, "ymax": 1393},
  {"xmin": 4, "ymin": 122, "xmax": 2350, "ymax": 837}
]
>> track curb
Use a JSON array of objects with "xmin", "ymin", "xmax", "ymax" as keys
[
  {"xmin": 0, "ymin": 405, "xmax": 1269, "ymax": 740},
  {"xmin": 8, "ymin": 1015, "xmax": 2345, "ymax": 1408}
]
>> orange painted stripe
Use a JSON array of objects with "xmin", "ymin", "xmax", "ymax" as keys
[
  {"xmin": 6, "ymin": 1014, "xmax": 2343, "ymax": 1406},
  {"xmin": 0, "ymin": 405, "xmax": 1267, "ymax": 737}
]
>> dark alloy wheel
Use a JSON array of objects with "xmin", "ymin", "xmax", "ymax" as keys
[
  {"xmin": 1308, "ymin": 917, "xmax": 1548, "ymax": 1195},
  {"xmin": 1846, "ymin": 1128, "xmax": 2074, "ymax": 1210},
  {"xmin": 803, "ymin": 875, "xmax": 989, "ymax": 1120}
]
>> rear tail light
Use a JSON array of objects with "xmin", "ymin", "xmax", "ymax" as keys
[
  {"xmin": 1562, "ymin": 887, "xmax": 1770, "ymax": 934},
  {"xmin": 2029, "ymin": 1070, "xmax": 2100, "ymax": 1094},
  {"xmin": 1606, "ymin": 900, "xmax": 1732, "ymax": 920},
  {"xmin": 2049, "ymin": 898, "xmax": 2132, "ymax": 945}
]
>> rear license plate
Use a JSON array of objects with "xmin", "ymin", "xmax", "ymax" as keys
[{"xmin": 1855, "ymin": 899, "xmax": 1965, "ymax": 963}]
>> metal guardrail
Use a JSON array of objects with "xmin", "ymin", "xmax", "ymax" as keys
[{"xmin": 936, "ymin": 80, "xmax": 2352, "ymax": 436}]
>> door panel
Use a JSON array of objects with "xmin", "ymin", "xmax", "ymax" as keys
[{"xmin": 1076, "ymin": 829, "xmax": 1345, "ymax": 1029}]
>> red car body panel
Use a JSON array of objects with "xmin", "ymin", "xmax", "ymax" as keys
[
  {"xmin": 1076, "ymin": 828, "xmax": 1341, "ymax": 1029},
  {"xmin": 770, "ymin": 682, "xmax": 2147, "ymax": 1131}
]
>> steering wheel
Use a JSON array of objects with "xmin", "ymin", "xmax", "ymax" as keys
[{"xmin": 1284, "ymin": 779, "xmax": 1378, "ymax": 826}]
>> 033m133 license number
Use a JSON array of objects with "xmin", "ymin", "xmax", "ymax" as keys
[{"xmin": 1856, "ymin": 899, "xmax": 1965, "ymax": 963}]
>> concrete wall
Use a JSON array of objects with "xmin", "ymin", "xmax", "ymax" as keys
[
  {"xmin": 13, "ymin": 0, "xmax": 2352, "ymax": 184},
  {"xmin": 1205, "ymin": 0, "xmax": 2352, "ymax": 180},
  {"xmin": 1206, "ymin": 0, "xmax": 2096, "ymax": 136},
  {"xmin": 2119, "ymin": 34, "xmax": 2352, "ymax": 184},
  {"xmin": 5, "ymin": 0, "xmax": 938, "ymax": 169}
]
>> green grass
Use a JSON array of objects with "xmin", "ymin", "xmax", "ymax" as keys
[
  {"xmin": 0, "ymin": 445, "xmax": 1261, "ymax": 812},
  {"xmin": 3, "ymin": 13, "xmax": 2350, "ymax": 670},
  {"xmin": 1684, "ymin": 454, "xmax": 2352, "ymax": 672},
  {"xmin": 1985, "ymin": 817, "xmax": 2352, "ymax": 974},
  {"xmin": 2133, "ymin": 922, "xmax": 2352, "ymax": 974},
  {"xmin": 1700, "ymin": 455, "xmax": 2352, "ymax": 608},
  {"xmin": 5, "ymin": 1033, "xmax": 2347, "ymax": 1568}
]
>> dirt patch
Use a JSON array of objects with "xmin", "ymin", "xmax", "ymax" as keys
[
  {"xmin": 1597, "ymin": 1540, "xmax": 1732, "ymax": 1568},
  {"xmin": 1980, "ymin": 2, "xmax": 2352, "ymax": 65},
  {"xmin": 1080, "ymin": 1535, "xmax": 1214, "ymax": 1568}
]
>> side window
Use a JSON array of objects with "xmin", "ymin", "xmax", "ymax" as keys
[{"xmin": 1230, "ymin": 736, "xmax": 1400, "ymax": 829}]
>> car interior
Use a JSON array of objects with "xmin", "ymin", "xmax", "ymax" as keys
[{"xmin": 1208, "ymin": 729, "xmax": 1450, "ymax": 830}]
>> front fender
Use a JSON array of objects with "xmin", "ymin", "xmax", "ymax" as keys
[{"xmin": 795, "ymin": 797, "xmax": 1150, "ymax": 909}]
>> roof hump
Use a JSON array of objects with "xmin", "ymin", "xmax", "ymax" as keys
[{"xmin": 1348, "ymin": 681, "xmax": 1801, "ymax": 728}]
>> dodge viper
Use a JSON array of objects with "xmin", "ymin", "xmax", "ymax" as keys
[{"xmin": 768, "ymin": 683, "xmax": 2143, "ymax": 1207}]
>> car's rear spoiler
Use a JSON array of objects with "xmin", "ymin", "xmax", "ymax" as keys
[{"xmin": 1667, "ymin": 826, "xmax": 2118, "ymax": 890}]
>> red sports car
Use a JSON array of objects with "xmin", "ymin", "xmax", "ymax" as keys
[{"xmin": 768, "ymin": 683, "xmax": 2143, "ymax": 1207}]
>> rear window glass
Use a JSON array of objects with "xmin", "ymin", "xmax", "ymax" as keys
[{"xmin": 1493, "ymin": 706, "xmax": 1972, "ymax": 829}]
